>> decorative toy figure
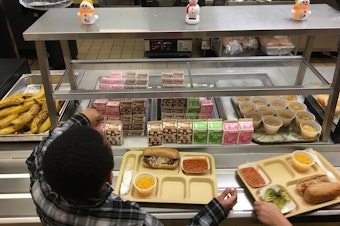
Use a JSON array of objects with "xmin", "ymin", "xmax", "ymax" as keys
[
  {"xmin": 291, "ymin": 0, "xmax": 311, "ymax": 21},
  {"xmin": 78, "ymin": 0, "xmax": 98, "ymax": 25},
  {"xmin": 185, "ymin": 0, "xmax": 200, "ymax": 25}
]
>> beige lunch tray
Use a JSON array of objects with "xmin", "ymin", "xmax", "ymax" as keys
[
  {"xmin": 114, "ymin": 150, "xmax": 218, "ymax": 205},
  {"xmin": 237, "ymin": 150, "xmax": 340, "ymax": 218}
]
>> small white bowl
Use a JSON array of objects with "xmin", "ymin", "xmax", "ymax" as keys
[
  {"xmin": 288, "ymin": 101, "xmax": 307, "ymax": 113},
  {"xmin": 244, "ymin": 111, "xmax": 263, "ymax": 129},
  {"xmin": 257, "ymin": 106, "xmax": 275, "ymax": 117},
  {"xmin": 251, "ymin": 96, "xmax": 269, "ymax": 108},
  {"xmin": 269, "ymin": 99, "xmax": 288, "ymax": 111},
  {"xmin": 263, "ymin": 116, "xmax": 283, "ymax": 135},
  {"xmin": 300, "ymin": 121, "xmax": 321, "ymax": 140},
  {"xmin": 133, "ymin": 172, "xmax": 157, "ymax": 197},
  {"xmin": 292, "ymin": 150, "xmax": 315, "ymax": 172},
  {"xmin": 295, "ymin": 111, "xmax": 316, "ymax": 127},
  {"xmin": 276, "ymin": 109, "xmax": 295, "ymax": 127},
  {"xmin": 239, "ymin": 101, "xmax": 256, "ymax": 117}
]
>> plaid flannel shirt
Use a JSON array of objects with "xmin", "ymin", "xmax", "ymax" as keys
[{"xmin": 27, "ymin": 113, "xmax": 227, "ymax": 226}]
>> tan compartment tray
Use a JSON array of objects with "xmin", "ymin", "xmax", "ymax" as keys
[
  {"xmin": 114, "ymin": 150, "xmax": 218, "ymax": 205},
  {"xmin": 237, "ymin": 150, "xmax": 340, "ymax": 218}
]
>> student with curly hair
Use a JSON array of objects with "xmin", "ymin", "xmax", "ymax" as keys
[{"xmin": 27, "ymin": 108, "xmax": 291, "ymax": 226}]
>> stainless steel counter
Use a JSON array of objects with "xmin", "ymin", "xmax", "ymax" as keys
[{"xmin": 1, "ymin": 141, "xmax": 340, "ymax": 224}]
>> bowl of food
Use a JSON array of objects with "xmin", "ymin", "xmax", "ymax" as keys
[
  {"xmin": 295, "ymin": 111, "xmax": 316, "ymax": 127},
  {"xmin": 251, "ymin": 96, "xmax": 269, "ymax": 108},
  {"xmin": 181, "ymin": 156, "xmax": 210, "ymax": 174},
  {"xmin": 300, "ymin": 121, "xmax": 321, "ymax": 140},
  {"xmin": 292, "ymin": 150, "xmax": 315, "ymax": 172},
  {"xmin": 288, "ymin": 101, "xmax": 307, "ymax": 113},
  {"xmin": 235, "ymin": 96, "xmax": 251, "ymax": 106},
  {"xmin": 257, "ymin": 106, "xmax": 275, "ymax": 117},
  {"xmin": 269, "ymin": 99, "xmax": 288, "ymax": 111},
  {"xmin": 281, "ymin": 95, "xmax": 299, "ymax": 102},
  {"xmin": 239, "ymin": 101, "xmax": 256, "ymax": 117},
  {"xmin": 276, "ymin": 109, "xmax": 295, "ymax": 127},
  {"xmin": 133, "ymin": 172, "xmax": 157, "ymax": 197},
  {"xmin": 262, "ymin": 116, "xmax": 283, "ymax": 135},
  {"xmin": 244, "ymin": 111, "xmax": 263, "ymax": 129}
]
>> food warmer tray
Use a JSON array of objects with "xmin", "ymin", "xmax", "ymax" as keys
[{"xmin": 0, "ymin": 73, "xmax": 73, "ymax": 142}]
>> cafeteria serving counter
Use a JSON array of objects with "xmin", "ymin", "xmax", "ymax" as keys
[{"xmin": 1, "ymin": 141, "xmax": 340, "ymax": 224}]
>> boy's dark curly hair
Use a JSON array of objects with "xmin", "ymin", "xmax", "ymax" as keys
[{"xmin": 42, "ymin": 126, "xmax": 113, "ymax": 202}]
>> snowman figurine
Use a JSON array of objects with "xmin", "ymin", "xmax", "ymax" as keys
[
  {"xmin": 185, "ymin": 0, "xmax": 200, "ymax": 25},
  {"xmin": 291, "ymin": 0, "xmax": 311, "ymax": 21},
  {"xmin": 78, "ymin": 0, "xmax": 98, "ymax": 25}
]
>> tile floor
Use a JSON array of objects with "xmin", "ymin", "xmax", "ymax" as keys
[{"xmin": 28, "ymin": 38, "xmax": 337, "ymax": 70}]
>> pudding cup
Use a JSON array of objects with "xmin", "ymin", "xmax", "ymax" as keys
[
  {"xmin": 300, "ymin": 121, "xmax": 321, "ymax": 140},
  {"xmin": 257, "ymin": 106, "xmax": 275, "ymax": 117},
  {"xmin": 276, "ymin": 109, "xmax": 295, "ymax": 127},
  {"xmin": 251, "ymin": 96, "xmax": 269, "ymax": 108},
  {"xmin": 288, "ymin": 101, "xmax": 307, "ymax": 113},
  {"xmin": 281, "ymin": 95, "xmax": 299, "ymax": 102},
  {"xmin": 133, "ymin": 172, "xmax": 157, "ymax": 197},
  {"xmin": 292, "ymin": 150, "xmax": 315, "ymax": 172},
  {"xmin": 239, "ymin": 101, "xmax": 256, "ymax": 117},
  {"xmin": 244, "ymin": 111, "xmax": 263, "ymax": 129},
  {"xmin": 235, "ymin": 96, "xmax": 251, "ymax": 106},
  {"xmin": 269, "ymin": 99, "xmax": 288, "ymax": 111},
  {"xmin": 295, "ymin": 111, "xmax": 316, "ymax": 127},
  {"xmin": 263, "ymin": 116, "xmax": 283, "ymax": 135}
]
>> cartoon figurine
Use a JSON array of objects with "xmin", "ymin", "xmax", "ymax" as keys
[
  {"xmin": 291, "ymin": 0, "xmax": 311, "ymax": 21},
  {"xmin": 78, "ymin": 0, "xmax": 98, "ymax": 25},
  {"xmin": 185, "ymin": 0, "xmax": 200, "ymax": 25}
]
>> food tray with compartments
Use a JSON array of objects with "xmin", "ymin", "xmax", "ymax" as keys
[
  {"xmin": 114, "ymin": 150, "xmax": 218, "ymax": 204},
  {"xmin": 0, "ymin": 73, "xmax": 71, "ymax": 142},
  {"xmin": 236, "ymin": 150, "xmax": 340, "ymax": 218}
]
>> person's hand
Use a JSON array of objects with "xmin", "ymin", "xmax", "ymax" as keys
[
  {"xmin": 81, "ymin": 108, "xmax": 103, "ymax": 126},
  {"xmin": 254, "ymin": 201, "xmax": 292, "ymax": 226},
  {"xmin": 216, "ymin": 187, "xmax": 237, "ymax": 213}
]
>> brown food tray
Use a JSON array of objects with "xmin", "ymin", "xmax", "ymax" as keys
[
  {"xmin": 114, "ymin": 150, "xmax": 218, "ymax": 204},
  {"xmin": 237, "ymin": 150, "xmax": 340, "ymax": 218}
]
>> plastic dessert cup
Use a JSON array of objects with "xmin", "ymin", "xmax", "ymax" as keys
[
  {"xmin": 262, "ymin": 116, "xmax": 283, "ymax": 135},
  {"xmin": 133, "ymin": 172, "xmax": 157, "ymax": 197},
  {"xmin": 292, "ymin": 150, "xmax": 315, "ymax": 172},
  {"xmin": 300, "ymin": 121, "xmax": 321, "ymax": 140},
  {"xmin": 251, "ymin": 96, "xmax": 269, "ymax": 108},
  {"xmin": 276, "ymin": 109, "xmax": 295, "ymax": 127},
  {"xmin": 257, "ymin": 106, "xmax": 275, "ymax": 117},
  {"xmin": 244, "ymin": 111, "xmax": 263, "ymax": 129},
  {"xmin": 239, "ymin": 101, "xmax": 256, "ymax": 117},
  {"xmin": 269, "ymin": 99, "xmax": 288, "ymax": 111},
  {"xmin": 281, "ymin": 95, "xmax": 299, "ymax": 102},
  {"xmin": 288, "ymin": 101, "xmax": 307, "ymax": 113},
  {"xmin": 235, "ymin": 96, "xmax": 251, "ymax": 106},
  {"xmin": 295, "ymin": 111, "xmax": 316, "ymax": 127}
]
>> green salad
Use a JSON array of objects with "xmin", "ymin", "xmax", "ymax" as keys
[{"xmin": 264, "ymin": 188, "xmax": 290, "ymax": 210}]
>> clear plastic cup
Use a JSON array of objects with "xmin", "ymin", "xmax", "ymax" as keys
[
  {"xmin": 295, "ymin": 111, "xmax": 316, "ymax": 127},
  {"xmin": 235, "ymin": 96, "xmax": 251, "ymax": 106},
  {"xmin": 276, "ymin": 109, "xmax": 295, "ymax": 127},
  {"xmin": 281, "ymin": 95, "xmax": 299, "ymax": 102},
  {"xmin": 269, "ymin": 99, "xmax": 288, "ymax": 111},
  {"xmin": 239, "ymin": 101, "xmax": 256, "ymax": 117},
  {"xmin": 288, "ymin": 101, "xmax": 307, "ymax": 113},
  {"xmin": 244, "ymin": 111, "xmax": 263, "ymax": 129},
  {"xmin": 263, "ymin": 116, "xmax": 283, "ymax": 135},
  {"xmin": 300, "ymin": 121, "xmax": 321, "ymax": 139},
  {"xmin": 257, "ymin": 106, "xmax": 275, "ymax": 117},
  {"xmin": 292, "ymin": 150, "xmax": 315, "ymax": 172},
  {"xmin": 133, "ymin": 172, "xmax": 157, "ymax": 197},
  {"xmin": 251, "ymin": 96, "xmax": 269, "ymax": 108}
]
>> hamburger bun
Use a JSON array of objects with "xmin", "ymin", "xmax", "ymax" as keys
[
  {"xmin": 142, "ymin": 147, "xmax": 180, "ymax": 169},
  {"xmin": 303, "ymin": 182, "xmax": 340, "ymax": 204}
]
